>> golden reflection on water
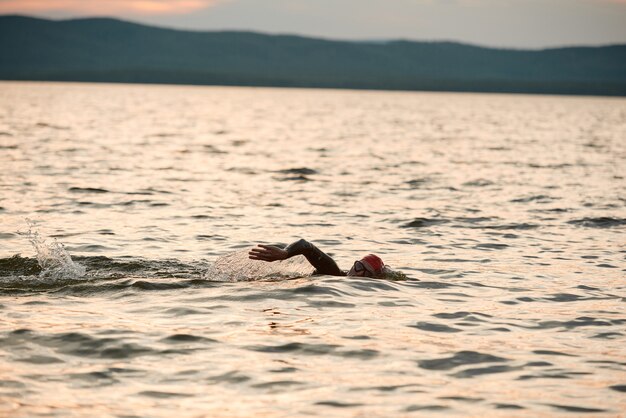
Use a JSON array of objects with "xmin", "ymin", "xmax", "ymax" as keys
[{"xmin": 0, "ymin": 82, "xmax": 625, "ymax": 417}]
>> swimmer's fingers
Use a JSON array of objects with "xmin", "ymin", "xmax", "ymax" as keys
[
  {"xmin": 249, "ymin": 245, "xmax": 277, "ymax": 255},
  {"xmin": 248, "ymin": 248, "xmax": 271, "ymax": 260},
  {"xmin": 249, "ymin": 251, "xmax": 282, "ymax": 261},
  {"xmin": 248, "ymin": 245, "xmax": 288, "ymax": 262}
]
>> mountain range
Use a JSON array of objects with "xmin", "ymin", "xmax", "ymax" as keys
[{"xmin": 2, "ymin": 15, "xmax": 625, "ymax": 96}]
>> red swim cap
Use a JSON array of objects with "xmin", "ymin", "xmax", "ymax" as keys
[{"xmin": 360, "ymin": 254, "xmax": 385, "ymax": 275}]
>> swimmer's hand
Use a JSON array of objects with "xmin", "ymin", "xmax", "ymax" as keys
[{"xmin": 248, "ymin": 245, "xmax": 288, "ymax": 262}]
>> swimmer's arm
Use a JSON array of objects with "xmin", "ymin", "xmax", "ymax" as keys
[
  {"xmin": 287, "ymin": 239, "xmax": 344, "ymax": 276},
  {"xmin": 248, "ymin": 239, "xmax": 344, "ymax": 276}
]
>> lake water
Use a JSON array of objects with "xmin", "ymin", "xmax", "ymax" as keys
[{"xmin": 0, "ymin": 81, "xmax": 625, "ymax": 417}]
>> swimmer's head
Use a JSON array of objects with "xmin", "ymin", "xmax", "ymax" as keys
[{"xmin": 348, "ymin": 254, "xmax": 385, "ymax": 278}]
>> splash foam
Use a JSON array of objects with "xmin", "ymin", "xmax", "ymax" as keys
[
  {"xmin": 25, "ymin": 220, "xmax": 86, "ymax": 280},
  {"xmin": 206, "ymin": 250, "xmax": 315, "ymax": 282}
]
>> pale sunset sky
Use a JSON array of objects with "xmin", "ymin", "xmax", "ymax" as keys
[{"xmin": 2, "ymin": 0, "xmax": 626, "ymax": 48}]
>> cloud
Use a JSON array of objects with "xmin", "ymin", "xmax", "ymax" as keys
[{"xmin": 0, "ymin": 0, "xmax": 224, "ymax": 15}]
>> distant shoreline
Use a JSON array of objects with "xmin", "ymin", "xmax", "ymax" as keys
[
  {"xmin": 2, "ymin": 77, "xmax": 625, "ymax": 98},
  {"xmin": 3, "ymin": 15, "xmax": 625, "ymax": 97}
]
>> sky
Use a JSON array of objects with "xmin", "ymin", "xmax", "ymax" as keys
[{"xmin": 2, "ymin": 0, "xmax": 626, "ymax": 48}]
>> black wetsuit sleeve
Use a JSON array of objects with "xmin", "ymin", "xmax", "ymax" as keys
[{"xmin": 285, "ymin": 239, "xmax": 345, "ymax": 276}]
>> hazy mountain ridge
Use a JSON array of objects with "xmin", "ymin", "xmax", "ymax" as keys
[{"xmin": 2, "ymin": 15, "xmax": 625, "ymax": 95}]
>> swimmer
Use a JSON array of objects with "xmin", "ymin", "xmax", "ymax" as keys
[{"xmin": 248, "ymin": 238, "xmax": 386, "ymax": 278}]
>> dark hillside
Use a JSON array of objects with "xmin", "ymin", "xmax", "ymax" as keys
[{"xmin": 1, "ymin": 15, "xmax": 625, "ymax": 95}]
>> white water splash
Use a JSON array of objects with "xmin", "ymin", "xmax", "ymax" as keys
[
  {"xmin": 206, "ymin": 250, "xmax": 315, "ymax": 282},
  {"xmin": 24, "ymin": 220, "xmax": 86, "ymax": 280}
]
